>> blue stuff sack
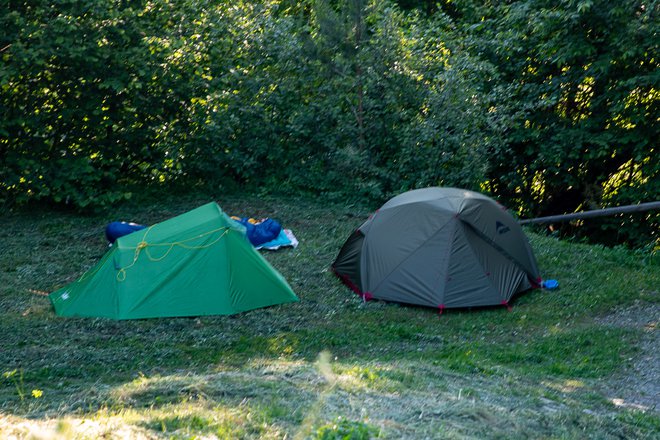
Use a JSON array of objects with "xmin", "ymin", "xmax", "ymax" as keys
[
  {"xmin": 541, "ymin": 279, "xmax": 559, "ymax": 290},
  {"xmin": 105, "ymin": 221, "xmax": 146, "ymax": 244}
]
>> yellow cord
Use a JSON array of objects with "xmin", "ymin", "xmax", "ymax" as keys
[{"xmin": 116, "ymin": 226, "xmax": 232, "ymax": 282}]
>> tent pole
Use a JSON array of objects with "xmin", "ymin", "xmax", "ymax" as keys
[{"xmin": 519, "ymin": 201, "xmax": 660, "ymax": 225}]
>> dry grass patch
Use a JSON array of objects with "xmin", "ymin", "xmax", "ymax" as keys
[{"xmin": 1, "ymin": 193, "xmax": 658, "ymax": 439}]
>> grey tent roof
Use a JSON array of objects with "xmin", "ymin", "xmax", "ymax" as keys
[{"xmin": 333, "ymin": 187, "xmax": 541, "ymax": 310}]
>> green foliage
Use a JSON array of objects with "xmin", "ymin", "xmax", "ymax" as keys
[
  {"xmin": 315, "ymin": 417, "xmax": 380, "ymax": 440},
  {"xmin": 466, "ymin": 0, "xmax": 659, "ymax": 247},
  {"xmin": 1, "ymin": 0, "xmax": 488, "ymax": 208},
  {"xmin": 2, "ymin": 369, "xmax": 43, "ymax": 402},
  {"xmin": 1, "ymin": 1, "xmax": 198, "ymax": 208},
  {"xmin": 3, "ymin": 369, "xmax": 26, "ymax": 401},
  {"xmin": 1, "ymin": 0, "xmax": 656, "ymax": 247}
]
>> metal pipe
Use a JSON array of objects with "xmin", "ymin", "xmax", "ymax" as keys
[{"xmin": 519, "ymin": 201, "xmax": 660, "ymax": 225}]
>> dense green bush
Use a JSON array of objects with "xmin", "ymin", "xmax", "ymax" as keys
[
  {"xmin": 1, "ymin": 0, "xmax": 657, "ymax": 247},
  {"xmin": 1, "ymin": 1, "xmax": 200, "ymax": 207},
  {"xmin": 462, "ymin": 0, "xmax": 659, "ymax": 247},
  {"xmin": 1, "ymin": 0, "xmax": 488, "ymax": 205}
]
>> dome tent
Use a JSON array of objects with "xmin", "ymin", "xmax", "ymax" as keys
[
  {"xmin": 332, "ymin": 188, "xmax": 541, "ymax": 311},
  {"xmin": 50, "ymin": 202, "xmax": 298, "ymax": 319}
]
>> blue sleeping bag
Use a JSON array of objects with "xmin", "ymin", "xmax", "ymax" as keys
[
  {"xmin": 105, "ymin": 221, "xmax": 146, "ymax": 244},
  {"xmin": 235, "ymin": 218, "xmax": 282, "ymax": 246}
]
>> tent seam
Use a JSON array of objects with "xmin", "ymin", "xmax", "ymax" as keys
[
  {"xmin": 368, "ymin": 216, "xmax": 456, "ymax": 299},
  {"xmin": 459, "ymin": 220, "xmax": 522, "ymax": 303},
  {"xmin": 435, "ymin": 220, "xmax": 457, "ymax": 306},
  {"xmin": 459, "ymin": 217, "xmax": 536, "ymax": 281}
]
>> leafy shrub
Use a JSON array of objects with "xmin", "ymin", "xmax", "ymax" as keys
[{"xmin": 315, "ymin": 417, "xmax": 380, "ymax": 440}]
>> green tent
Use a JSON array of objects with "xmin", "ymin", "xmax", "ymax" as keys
[{"xmin": 50, "ymin": 202, "xmax": 298, "ymax": 319}]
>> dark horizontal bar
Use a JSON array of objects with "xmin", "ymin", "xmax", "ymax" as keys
[{"xmin": 519, "ymin": 201, "xmax": 660, "ymax": 225}]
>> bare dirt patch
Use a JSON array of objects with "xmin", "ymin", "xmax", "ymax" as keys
[{"xmin": 596, "ymin": 299, "xmax": 659, "ymax": 412}]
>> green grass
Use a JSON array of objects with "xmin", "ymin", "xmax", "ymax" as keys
[{"xmin": 0, "ymin": 192, "xmax": 658, "ymax": 439}]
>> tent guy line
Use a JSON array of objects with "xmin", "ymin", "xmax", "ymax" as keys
[
  {"xmin": 49, "ymin": 202, "xmax": 298, "ymax": 320},
  {"xmin": 115, "ymin": 226, "xmax": 232, "ymax": 282}
]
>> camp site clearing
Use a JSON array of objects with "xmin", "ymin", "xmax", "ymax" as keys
[{"xmin": 1, "ymin": 194, "xmax": 658, "ymax": 439}]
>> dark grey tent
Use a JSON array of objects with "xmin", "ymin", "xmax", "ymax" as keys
[{"xmin": 332, "ymin": 187, "xmax": 542, "ymax": 311}]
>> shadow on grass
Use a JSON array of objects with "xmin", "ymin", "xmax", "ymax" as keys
[{"xmin": 1, "ymin": 193, "xmax": 658, "ymax": 438}]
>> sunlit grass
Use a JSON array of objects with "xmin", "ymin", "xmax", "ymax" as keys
[{"xmin": 0, "ymin": 192, "xmax": 658, "ymax": 438}]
